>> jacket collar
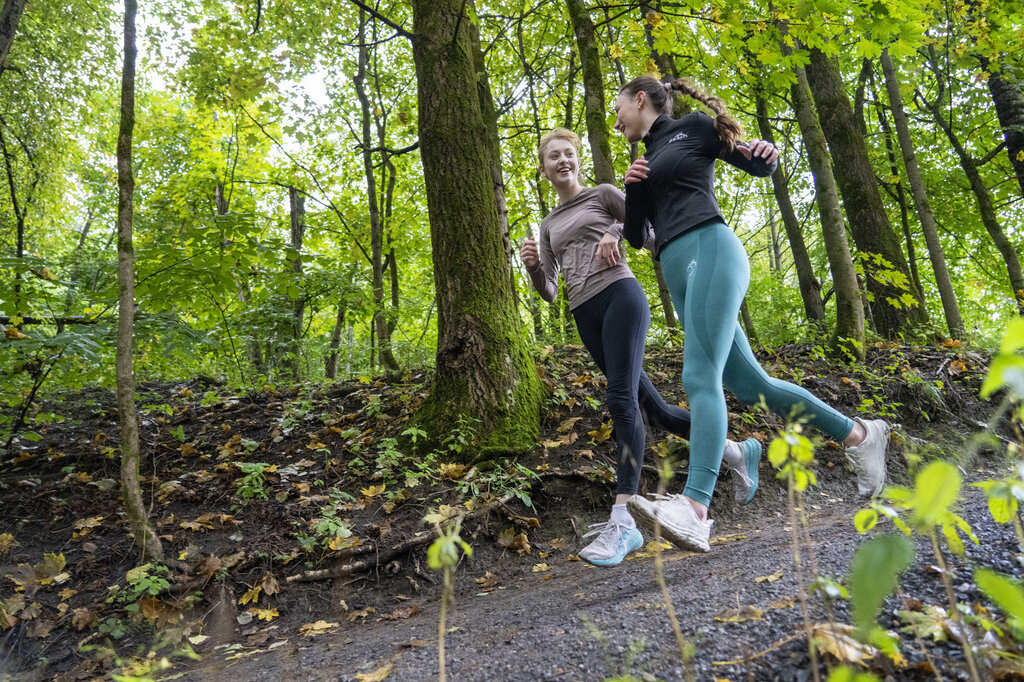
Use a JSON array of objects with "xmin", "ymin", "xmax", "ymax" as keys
[{"xmin": 642, "ymin": 114, "xmax": 673, "ymax": 149}]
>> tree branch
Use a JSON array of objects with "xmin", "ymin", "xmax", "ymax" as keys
[{"xmin": 346, "ymin": 0, "xmax": 412, "ymax": 39}]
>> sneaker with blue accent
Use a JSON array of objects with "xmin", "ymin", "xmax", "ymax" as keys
[
  {"xmin": 578, "ymin": 520, "xmax": 644, "ymax": 566},
  {"xmin": 727, "ymin": 438, "xmax": 762, "ymax": 505},
  {"xmin": 627, "ymin": 493, "xmax": 713, "ymax": 553}
]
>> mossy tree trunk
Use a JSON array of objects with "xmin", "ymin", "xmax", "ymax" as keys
[
  {"xmin": 411, "ymin": 0, "xmax": 543, "ymax": 457},
  {"xmin": 790, "ymin": 56, "xmax": 865, "ymax": 358},
  {"xmin": 880, "ymin": 49, "xmax": 963, "ymax": 338},
  {"xmin": 754, "ymin": 88, "xmax": 826, "ymax": 330},
  {"xmin": 980, "ymin": 56, "xmax": 1024, "ymax": 198},
  {"xmin": 0, "ymin": 0, "xmax": 26, "ymax": 80},
  {"xmin": 116, "ymin": 0, "xmax": 162, "ymax": 563},
  {"xmin": 805, "ymin": 48, "xmax": 926, "ymax": 338},
  {"xmin": 566, "ymin": 0, "xmax": 614, "ymax": 186}
]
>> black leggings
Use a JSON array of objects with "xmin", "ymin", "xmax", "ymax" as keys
[{"xmin": 572, "ymin": 278, "xmax": 692, "ymax": 495}]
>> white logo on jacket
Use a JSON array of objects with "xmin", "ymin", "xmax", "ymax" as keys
[{"xmin": 668, "ymin": 132, "xmax": 689, "ymax": 144}]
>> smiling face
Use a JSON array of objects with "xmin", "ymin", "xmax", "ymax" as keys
[
  {"xmin": 539, "ymin": 137, "xmax": 580, "ymax": 188},
  {"xmin": 614, "ymin": 91, "xmax": 646, "ymax": 143}
]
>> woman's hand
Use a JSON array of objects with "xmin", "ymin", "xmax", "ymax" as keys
[
  {"xmin": 737, "ymin": 139, "xmax": 778, "ymax": 165},
  {"xmin": 520, "ymin": 236, "xmax": 539, "ymax": 269},
  {"xmin": 595, "ymin": 231, "xmax": 620, "ymax": 268},
  {"xmin": 624, "ymin": 157, "xmax": 648, "ymax": 185}
]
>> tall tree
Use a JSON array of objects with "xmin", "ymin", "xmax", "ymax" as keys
[
  {"xmin": 879, "ymin": 48, "xmax": 964, "ymax": 338},
  {"xmin": 287, "ymin": 186, "xmax": 305, "ymax": 382},
  {"xmin": 754, "ymin": 87, "xmax": 826, "ymax": 329},
  {"xmin": 979, "ymin": 57, "xmax": 1024, "ymax": 198},
  {"xmin": 790, "ymin": 57, "xmax": 865, "ymax": 357},
  {"xmin": 116, "ymin": 0, "xmax": 162, "ymax": 563},
  {"xmin": 805, "ymin": 48, "xmax": 926, "ymax": 338},
  {"xmin": 0, "ymin": 0, "xmax": 26, "ymax": 78},
  {"xmin": 411, "ymin": 0, "xmax": 542, "ymax": 455},
  {"xmin": 566, "ymin": 0, "xmax": 614, "ymax": 185}
]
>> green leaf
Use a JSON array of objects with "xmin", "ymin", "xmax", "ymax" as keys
[
  {"xmin": 976, "ymin": 568, "xmax": 1024, "ymax": 627},
  {"xmin": 910, "ymin": 461, "xmax": 961, "ymax": 528},
  {"xmin": 849, "ymin": 535, "xmax": 914, "ymax": 640},
  {"xmin": 854, "ymin": 509, "xmax": 878, "ymax": 534},
  {"xmin": 999, "ymin": 318, "xmax": 1024, "ymax": 354},
  {"xmin": 981, "ymin": 354, "xmax": 1024, "ymax": 398}
]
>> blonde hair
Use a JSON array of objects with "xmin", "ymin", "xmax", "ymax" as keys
[
  {"xmin": 538, "ymin": 127, "xmax": 581, "ymax": 165},
  {"xmin": 620, "ymin": 75, "xmax": 744, "ymax": 155}
]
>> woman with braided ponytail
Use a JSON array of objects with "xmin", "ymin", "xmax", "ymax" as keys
[{"xmin": 614, "ymin": 76, "xmax": 891, "ymax": 552}]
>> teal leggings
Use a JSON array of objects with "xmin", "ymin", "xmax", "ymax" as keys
[{"xmin": 660, "ymin": 222, "xmax": 854, "ymax": 506}]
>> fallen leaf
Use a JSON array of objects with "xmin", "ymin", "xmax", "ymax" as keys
[
  {"xmin": 557, "ymin": 417, "xmax": 582, "ymax": 433},
  {"xmin": 588, "ymin": 421, "xmax": 613, "ymax": 444},
  {"xmin": 72, "ymin": 608, "xmax": 95, "ymax": 631},
  {"xmin": 423, "ymin": 504, "xmax": 458, "ymax": 525},
  {"xmin": 299, "ymin": 620, "xmax": 339, "ymax": 636},
  {"xmin": 361, "ymin": 484, "xmax": 386, "ymax": 499},
  {"xmin": 549, "ymin": 538, "xmax": 569, "ymax": 551},
  {"xmin": 439, "ymin": 463, "xmax": 467, "ymax": 480},
  {"xmin": 769, "ymin": 597, "xmax": 797, "ymax": 609},
  {"xmin": 811, "ymin": 622, "xmax": 878, "ymax": 665},
  {"xmin": 355, "ymin": 662, "xmax": 394, "ymax": 682},
  {"xmin": 497, "ymin": 527, "xmax": 531, "ymax": 555},
  {"xmin": 26, "ymin": 619, "xmax": 53, "ymax": 638},
  {"xmin": 347, "ymin": 607, "xmax": 376, "ymax": 622},
  {"xmin": 239, "ymin": 585, "xmax": 262, "ymax": 606},
  {"xmin": 72, "ymin": 516, "xmax": 105, "ymax": 540},
  {"xmin": 708, "ymin": 533, "xmax": 747, "ymax": 545},
  {"xmin": 0, "ymin": 533, "xmax": 19, "ymax": 555},
  {"xmin": 755, "ymin": 568, "xmax": 784, "ymax": 583},
  {"xmin": 532, "ymin": 563, "xmax": 550, "ymax": 573},
  {"xmin": 379, "ymin": 605, "xmax": 421, "ymax": 621},
  {"xmin": 195, "ymin": 554, "xmax": 223, "ymax": 580},
  {"xmin": 714, "ymin": 605, "xmax": 764, "ymax": 623},
  {"xmin": 476, "ymin": 572, "xmax": 499, "ymax": 591},
  {"xmin": 251, "ymin": 608, "xmax": 279, "ymax": 621},
  {"xmin": 261, "ymin": 573, "xmax": 280, "ymax": 596},
  {"xmin": 540, "ymin": 439, "xmax": 563, "ymax": 449}
]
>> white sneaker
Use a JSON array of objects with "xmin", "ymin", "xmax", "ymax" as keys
[
  {"xmin": 845, "ymin": 418, "xmax": 890, "ymax": 497},
  {"xmin": 627, "ymin": 494, "xmax": 712, "ymax": 552},
  {"xmin": 726, "ymin": 438, "xmax": 762, "ymax": 505},
  {"xmin": 578, "ymin": 520, "xmax": 644, "ymax": 566}
]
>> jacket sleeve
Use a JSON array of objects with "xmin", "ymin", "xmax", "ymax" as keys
[
  {"xmin": 526, "ymin": 223, "xmax": 559, "ymax": 302},
  {"xmin": 623, "ymin": 181, "xmax": 652, "ymax": 249},
  {"xmin": 721, "ymin": 141, "xmax": 778, "ymax": 178}
]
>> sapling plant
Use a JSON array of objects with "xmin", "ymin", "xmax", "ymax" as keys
[{"xmin": 425, "ymin": 514, "xmax": 471, "ymax": 682}]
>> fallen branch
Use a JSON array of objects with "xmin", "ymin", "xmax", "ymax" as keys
[{"xmin": 286, "ymin": 490, "xmax": 515, "ymax": 583}]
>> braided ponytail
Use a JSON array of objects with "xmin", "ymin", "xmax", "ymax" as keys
[{"xmin": 669, "ymin": 78, "xmax": 743, "ymax": 155}]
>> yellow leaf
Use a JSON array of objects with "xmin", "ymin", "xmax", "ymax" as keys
[
  {"xmin": 588, "ymin": 421, "xmax": 613, "ymax": 444},
  {"xmin": 423, "ymin": 504, "xmax": 458, "ymax": 525},
  {"xmin": 608, "ymin": 44, "xmax": 623, "ymax": 59},
  {"xmin": 4, "ymin": 327, "xmax": 29, "ymax": 340},
  {"xmin": 355, "ymin": 662, "xmax": 394, "ymax": 682},
  {"xmin": 299, "ymin": 619, "xmax": 339, "ymax": 636},
  {"xmin": 251, "ymin": 608, "xmax": 279, "ymax": 621},
  {"xmin": 0, "ymin": 533, "xmax": 20, "ymax": 556},
  {"xmin": 532, "ymin": 563, "xmax": 550, "ymax": 572},
  {"xmin": 463, "ymin": 499, "xmax": 475, "ymax": 511},
  {"xmin": 361, "ymin": 484, "xmax": 386, "ymax": 499},
  {"xmin": 811, "ymin": 622, "xmax": 876, "ymax": 665},
  {"xmin": 540, "ymin": 439, "xmax": 562, "ymax": 449},
  {"xmin": 439, "ymin": 463, "xmax": 467, "ymax": 480},
  {"xmin": 1016, "ymin": 150, "xmax": 1024, "ymax": 162},
  {"xmin": 557, "ymin": 417, "xmax": 582, "ymax": 433},
  {"xmin": 755, "ymin": 568, "xmax": 783, "ymax": 583},
  {"xmin": 239, "ymin": 585, "xmax": 262, "ymax": 606},
  {"xmin": 714, "ymin": 605, "xmax": 764, "ymax": 622}
]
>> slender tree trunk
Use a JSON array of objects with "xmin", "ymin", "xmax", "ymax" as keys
[
  {"xmin": 59, "ymin": 206, "xmax": 96, "ymax": 333},
  {"xmin": 116, "ymin": 0, "xmax": 161, "ymax": 563},
  {"xmin": 790, "ymin": 58, "xmax": 865, "ymax": 357},
  {"xmin": 755, "ymin": 89, "xmax": 826, "ymax": 329},
  {"xmin": 288, "ymin": 186, "xmax": 305, "ymax": 382},
  {"xmin": 0, "ymin": 0, "xmax": 27, "ymax": 80},
  {"xmin": 921, "ymin": 88, "xmax": 1024, "ymax": 315},
  {"xmin": 880, "ymin": 49, "xmax": 963, "ymax": 338},
  {"xmin": 355, "ymin": 12, "xmax": 399, "ymax": 372},
  {"xmin": 566, "ymin": 0, "xmax": 614, "ymax": 185},
  {"xmin": 325, "ymin": 305, "xmax": 345, "ymax": 380},
  {"xmin": 980, "ymin": 56, "xmax": 1024, "ymax": 198},
  {"xmin": 740, "ymin": 299, "xmax": 759, "ymax": 348},
  {"xmin": 411, "ymin": 0, "xmax": 542, "ymax": 455},
  {"xmin": 805, "ymin": 48, "xmax": 926, "ymax": 337}
]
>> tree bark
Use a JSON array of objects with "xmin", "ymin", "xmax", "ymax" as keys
[
  {"xmin": 805, "ymin": 48, "xmax": 926, "ymax": 338},
  {"xmin": 880, "ymin": 49, "xmax": 963, "ymax": 338},
  {"xmin": 754, "ymin": 88, "xmax": 826, "ymax": 329},
  {"xmin": 790, "ymin": 58, "xmax": 865, "ymax": 357},
  {"xmin": 325, "ymin": 305, "xmax": 345, "ymax": 380},
  {"xmin": 116, "ymin": 0, "xmax": 162, "ymax": 563},
  {"xmin": 980, "ymin": 56, "xmax": 1024, "ymax": 198},
  {"xmin": 0, "ymin": 0, "xmax": 27, "ymax": 80},
  {"xmin": 566, "ymin": 0, "xmax": 614, "ymax": 185},
  {"xmin": 288, "ymin": 186, "xmax": 305, "ymax": 382},
  {"xmin": 355, "ymin": 12, "xmax": 399, "ymax": 372},
  {"xmin": 411, "ymin": 0, "xmax": 543, "ymax": 456}
]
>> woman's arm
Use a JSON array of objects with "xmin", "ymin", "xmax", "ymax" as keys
[
  {"xmin": 521, "ymin": 229, "xmax": 559, "ymax": 302},
  {"xmin": 623, "ymin": 158, "xmax": 652, "ymax": 249},
  {"xmin": 722, "ymin": 139, "xmax": 779, "ymax": 177}
]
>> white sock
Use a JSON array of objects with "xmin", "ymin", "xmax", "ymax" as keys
[
  {"xmin": 610, "ymin": 504, "xmax": 634, "ymax": 527},
  {"xmin": 721, "ymin": 439, "xmax": 743, "ymax": 468}
]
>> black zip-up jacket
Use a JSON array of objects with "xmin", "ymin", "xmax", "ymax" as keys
[{"xmin": 624, "ymin": 112, "xmax": 778, "ymax": 258}]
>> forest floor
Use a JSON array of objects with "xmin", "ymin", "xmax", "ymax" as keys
[{"xmin": 1, "ymin": 341, "xmax": 1022, "ymax": 681}]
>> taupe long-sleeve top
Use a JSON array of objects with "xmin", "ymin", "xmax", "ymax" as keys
[
  {"xmin": 624, "ymin": 112, "xmax": 778, "ymax": 258},
  {"xmin": 526, "ymin": 184, "xmax": 649, "ymax": 310}
]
